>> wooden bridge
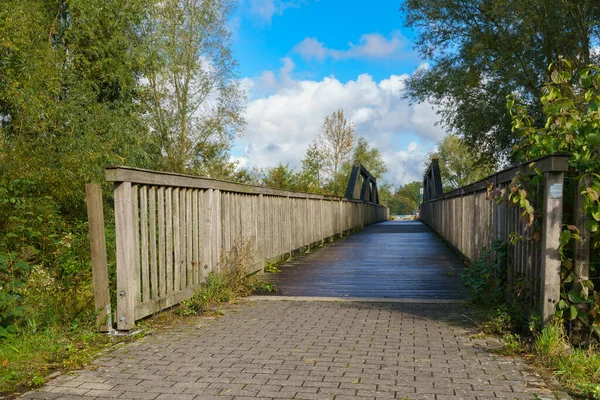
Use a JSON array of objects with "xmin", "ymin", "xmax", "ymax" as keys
[
  {"xmin": 27, "ymin": 153, "xmax": 579, "ymax": 400},
  {"xmin": 86, "ymin": 154, "xmax": 583, "ymax": 332}
]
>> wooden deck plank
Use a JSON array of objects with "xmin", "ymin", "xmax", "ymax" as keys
[{"xmin": 263, "ymin": 220, "xmax": 467, "ymax": 299}]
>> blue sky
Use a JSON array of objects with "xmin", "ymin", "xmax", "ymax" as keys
[
  {"xmin": 228, "ymin": 0, "xmax": 447, "ymax": 187},
  {"xmin": 233, "ymin": 1, "xmax": 418, "ymax": 82}
]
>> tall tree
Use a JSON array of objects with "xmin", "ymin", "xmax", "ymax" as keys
[
  {"xmin": 299, "ymin": 141, "xmax": 324, "ymax": 193},
  {"xmin": 402, "ymin": 0, "xmax": 600, "ymax": 164},
  {"xmin": 0, "ymin": 0, "xmax": 157, "ymax": 213},
  {"xmin": 316, "ymin": 109, "xmax": 356, "ymax": 196},
  {"xmin": 428, "ymin": 134, "xmax": 495, "ymax": 192},
  {"xmin": 141, "ymin": 0, "xmax": 245, "ymax": 174},
  {"xmin": 349, "ymin": 137, "xmax": 387, "ymax": 180},
  {"xmin": 0, "ymin": 0, "xmax": 164, "ymax": 332}
]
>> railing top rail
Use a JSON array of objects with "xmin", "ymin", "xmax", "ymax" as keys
[
  {"xmin": 106, "ymin": 166, "xmax": 384, "ymax": 204},
  {"xmin": 422, "ymin": 153, "xmax": 570, "ymax": 202}
]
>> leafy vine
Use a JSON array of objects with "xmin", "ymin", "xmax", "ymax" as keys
[{"xmin": 507, "ymin": 58, "xmax": 600, "ymax": 341}]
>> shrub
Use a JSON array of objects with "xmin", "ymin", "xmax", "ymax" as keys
[
  {"xmin": 461, "ymin": 240, "xmax": 507, "ymax": 304},
  {"xmin": 0, "ymin": 180, "xmax": 94, "ymax": 336}
]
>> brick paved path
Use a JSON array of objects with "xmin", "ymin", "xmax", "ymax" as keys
[{"xmin": 22, "ymin": 300, "xmax": 561, "ymax": 400}]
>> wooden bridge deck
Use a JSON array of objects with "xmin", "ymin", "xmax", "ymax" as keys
[{"xmin": 262, "ymin": 220, "xmax": 467, "ymax": 299}]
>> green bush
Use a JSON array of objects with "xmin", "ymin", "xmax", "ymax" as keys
[
  {"xmin": 0, "ymin": 179, "xmax": 94, "ymax": 336},
  {"xmin": 461, "ymin": 240, "xmax": 507, "ymax": 304},
  {"xmin": 0, "ymin": 254, "xmax": 30, "ymax": 337}
]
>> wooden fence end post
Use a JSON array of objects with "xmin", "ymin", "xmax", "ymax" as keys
[
  {"xmin": 540, "ymin": 171, "xmax": 564, "ymax": 324},
  {"xmin": 85, "ymin": 183, "xmax": 112, "ymax": 332}
]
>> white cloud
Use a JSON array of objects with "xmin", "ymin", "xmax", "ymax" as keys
[
  {"xmin": 249, "ymin": 0, "xmax": 304, "ymax": 24},
  {"xmin": 386, "ymin": 142, "xmax": 430, "ymax": 187},
  {"xmin": 246, "ymin": 57, "xmax": 298, "ymax": 98},
  {"xmin": 293, "ymin": 31, "xmax": 411, "ymax": 61},
  {"xmin": 229, "ymin": 155, "xmax": 248, "ymax": 169},
  {"xmin": 293, "ymin": 38, "xmax": 327, "ymax": 60},
  {"xmin": 235, "ymin": 61, "xmax": 447, "ymax": 187}
]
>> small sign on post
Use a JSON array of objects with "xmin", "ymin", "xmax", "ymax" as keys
[{"xmin": 549, "ymin": 183, "xmax": 563, "ymax": 199}]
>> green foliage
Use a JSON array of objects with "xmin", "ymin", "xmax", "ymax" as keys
[
  {"xmin": 262, "ymin": 163, "xmax": 299, "ymax": 191},
  {"xmin": 481, "ymin": 300, "xmax": 536, "ymax": 338},
  {"xmin": 265, "ymin": 125, "xmax": 388, "ymax": 198},
  {"xmin": 386, "ymin": 195, "xmax": 417, "ymax": 216},
  {"xmin": 0, "ymin": 0, "xmax": 246, "ymax": 343},
  {"xmin": 347, "ymin": 137, "xmax": 387, "ymax": 181},
  {"xmin": 479, "ymin": 305, "xmax": 516, "ymax": 336},
  {"xmin": 141, "ymin": 0, "xmax": 245, "ymax": 174},
  {"xmin": 263, "ymin": 261, "xmax": 281, "ymax": 274},
  {"xmin": 1, "ymin": 0, "xmax": 159, "ymax": 211},
  {"xmin": 461, "ymin": 240, "xmax": 507, "ymax": 304},
  {"xmin": 0, "ymin": 320, "xmax": 128, "ymax": 394},
  {"xmin": 184, "ymin": 271, "xmax": 237, "ymax": 312},
  {"xmin": 429, "ymin": 134, "xmax": 495, "ymax": 192},
  {"xmin": 498, "ymin": 332, "xmax": 523, "ymax": 355},
  {"xmin": 508, "ymin": 59, "xmax": 600, "ymax": 341},
  {"xmin": 251, "ymin": 281, "xmax": 278, "ymax": 294},
  {"xmin": 0, "ymin": 254, "xmax": 29, "ymax": 337},
  {"xmin": 402, "ymin": 0, "xmax": 600, "ymax": 164},
  {"xmin": 299, "ymin": 141, "xmax": 325, "ymax": 193},
  {"xmin": 385, "ymin": 181, "xmax": 423, "ymax": 215},
  {"xmin": 315, "ymin": 109, "xmax": 357, "ymax": 196},
  {"xmin": 0, "ymin": 179, "xmax": 95, "ymax": 336},
  {"xmin": 478, "ymin": 305, "xmax": 600, "ymax": 398}
]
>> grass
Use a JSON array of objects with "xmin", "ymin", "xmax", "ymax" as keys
[
  {"xmin": 533, "ymin": 320, "xmax": 600, "ymax": 399},
  {"xmin": 0, "ymin": 323, "xmax": 118, "ymax": 396},
  {"xmin": 476, "ymin": 307, "xmax": 600, "ymax": 399}
]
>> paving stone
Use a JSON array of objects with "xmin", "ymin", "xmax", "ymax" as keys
[{"xmin": 19, "ymin": 301, "xmax": 561, "ymax": 400}]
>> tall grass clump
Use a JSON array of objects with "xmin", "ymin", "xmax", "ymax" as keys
[
  {"xmin": 534, "ymin": 318, "xmax": 600, "ymax": 399},
  {"xmin": 178, "ymin": 240, "xmax": 276, "ymax": 315}
]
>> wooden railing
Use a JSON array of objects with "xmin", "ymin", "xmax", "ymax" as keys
[
  {"xmin": 95, "ymin": 167, "xmax": 388, "ymax": 330},
  {"xmin": 420, "ymin": 154, "xmax": 575, "ymax": 322}
]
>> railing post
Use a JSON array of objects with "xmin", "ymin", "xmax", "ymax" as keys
[
  {"xmin": 85, "ymin": 183, "xmax": 112, "ymax": 332},
  {"xmin": 114, "ymin": 181, "xmax": 137, "ymax": 331},
  {"xmin": 540, "ymin": 170, "xmax": 564, "ymax": 323},
  {"xmin": 256, "ymin": 194, "xmax": 265, "ymax": 269},
  {"xmin": 573, "ymin": 178, "xmax": 590, "ymax": 293}
]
